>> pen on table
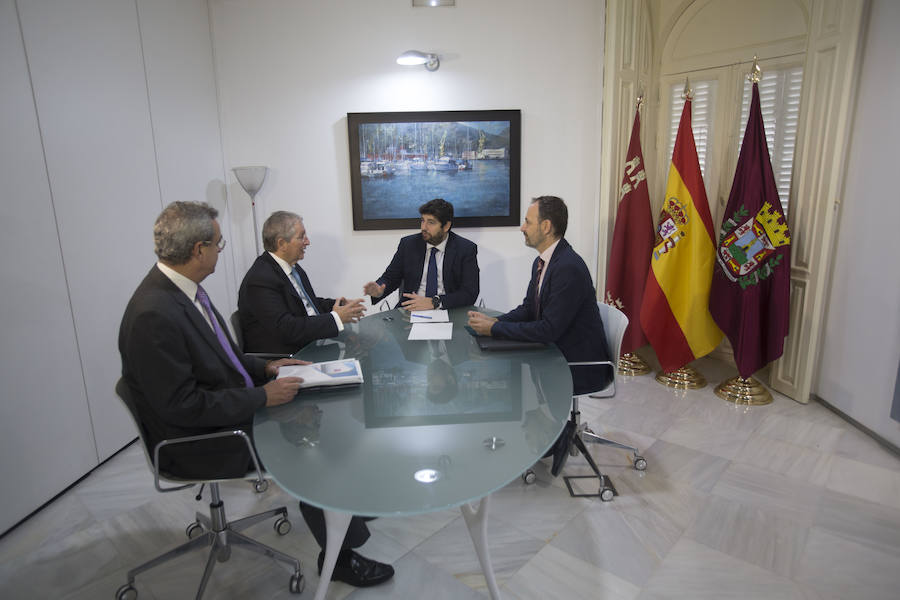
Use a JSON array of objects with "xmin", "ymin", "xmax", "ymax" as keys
[{"xmin": 411, "ymin": 314, "xmax": 432, "ymax": 319}]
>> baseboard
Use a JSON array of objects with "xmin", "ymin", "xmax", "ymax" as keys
[{"xmin": 812, "ymin": 394, "xmax": 900, "ymax": 458}]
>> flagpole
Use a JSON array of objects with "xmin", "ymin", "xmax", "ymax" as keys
[{"xmin": 712, "ymin": 55, "xmax": 775, "ymax": 407}]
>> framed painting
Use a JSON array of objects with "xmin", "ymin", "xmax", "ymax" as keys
[{"xmin": 347, "ymin": 109, "xmax": 521, "ymax": 230}]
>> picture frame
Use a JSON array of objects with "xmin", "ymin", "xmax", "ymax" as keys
[{"xmin": 347, "ymin": 109, "xmax": 521, "ymax": 230}]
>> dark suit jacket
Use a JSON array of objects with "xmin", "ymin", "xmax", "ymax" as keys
[
  {"xmin": 373, "ymin": 231, "xmax": 479, "ymax": 308},
  {"xmin": 238, "ymin": 253, "xmax": 339, "ymax": 354},
  {"xmin": 491, "ymin": 238, "xmax": 611, "ymax": 395},
  {"xmin": 118, "ymin": 265, "xmax": 269, "ymax": 479}
]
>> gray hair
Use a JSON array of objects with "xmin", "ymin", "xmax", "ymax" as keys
[
  {"xmin": 262, "ymin": 211, "xmax": 302, "ymax": 252},
  {"xmin": 153, "ymin": 201, "xmax": 218, "ymax": 264}
]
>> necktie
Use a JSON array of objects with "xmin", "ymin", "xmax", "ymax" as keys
[
  {"xmin": 534, "ymin": 258, "xmax": 546, "ymax": 318},
  {"xmin": 195, "ymin": 285, "xmax": 254, "ymax": 388},
  {"xmin": 425, "ymin": 247, "xmax": 438, "ymax": 298},
  {"xmin": 291, "ymin": 267, "xmax": 319, "ymax": 315}
]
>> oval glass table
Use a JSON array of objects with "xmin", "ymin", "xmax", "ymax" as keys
[{"xmin": 253, "ymin": 307, "xmax": 572, "ymax": 599}]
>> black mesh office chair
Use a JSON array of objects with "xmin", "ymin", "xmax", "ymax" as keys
[
  {"xmin": 114, "ymin": 379, "xmax": 303, "ymax": 600},
  {"xmin": 524, "ymin": 303, "xmax": 647, "ymax": 501}
]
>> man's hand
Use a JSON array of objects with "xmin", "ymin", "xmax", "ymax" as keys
[
  {"xmin": 401, "ymin": 293, "xmax": 434, "ymax": 311},
  {"xmin": 264, "ymin": 358, "xmax": 310, "ymax": 379},
  {"xmin": 467, "ymin": 311, "xmax": 498, "ymax": 336},
  {"xmin": 333, "ymin": 297, "xmax": 365, "ymax": 323},
  {"xmin": 363, "ymin": 281, "xmax": 386, "ymax": 297},
  {"xmin": 263, "ymin": 377, "xmax": 303, "ymax": 407}
]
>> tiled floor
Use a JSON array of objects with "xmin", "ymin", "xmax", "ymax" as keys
[{"xmin": 2, "ymin": 356, "xmax": 899, "ymax": 599}]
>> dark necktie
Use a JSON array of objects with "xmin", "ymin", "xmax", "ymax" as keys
[
  {"xmin": 195, "ymin": 285, "xmax": 254, "ymax": 388},
  {"xmin": 425, "ymin": 247, "xmax": 438, "ymax": 298},
  {"xmin": 534, "ymin": 258, "xmax": 546, "ymax": 318},
  {"xmin": 291, "ymin": 267, "xmax": 319, "ymax": 315}
]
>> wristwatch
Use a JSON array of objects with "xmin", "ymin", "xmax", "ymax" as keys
[{"xmin": 431, "ymin": 295, "xmax": 441, "ymax": 309}]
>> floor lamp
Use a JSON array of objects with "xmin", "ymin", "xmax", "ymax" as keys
[{"xmin": 232, "ymin": 166, "xmax": 268, "ymax": 256}]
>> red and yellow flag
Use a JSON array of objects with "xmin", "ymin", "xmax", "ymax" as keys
[{"xmin": 639, "ymin": 99, "xmax": 722, "ymax": 372}]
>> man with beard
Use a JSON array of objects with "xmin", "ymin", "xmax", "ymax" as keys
[{"xmin": 363, "ymin": 198, "xmax": 479, "ymax": 310}]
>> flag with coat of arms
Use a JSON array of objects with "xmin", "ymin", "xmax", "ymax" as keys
[
  {"xmin": 639, "ymin": 96, "xmax": 723, "ymax": 373},
  {"xmin": 709, "ymin": 81, "xmax": 792, "ymax": 379}
]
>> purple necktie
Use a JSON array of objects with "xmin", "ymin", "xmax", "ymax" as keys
[
  {"xmin": 534, "ymin": 258, "xmax": 545, "ymax": 318},
  {"xmin": 195, "ymin": 285, "xmax": 254, "ymax": 388}
]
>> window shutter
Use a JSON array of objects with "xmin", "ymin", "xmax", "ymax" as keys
[
  {"xmin": 736, "ymin": 67, "xmax": 804, "ymax": 217},
  {"xmin": 666, "ymin": 79, "xmax": 717, "ymax": 179}
]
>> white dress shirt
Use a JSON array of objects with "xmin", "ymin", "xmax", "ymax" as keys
[
  {"xmin": 415, "ymin": 236, "xmax": 449, "ymax": 299},
  {"xmin": 156, "ymin": 261, "xmax": 213, "ymax": 330},
  {"xmin": 536, "ymin": 239, "xmax": 561, "ymax": 295}
]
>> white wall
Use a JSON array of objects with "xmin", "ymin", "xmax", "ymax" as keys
[
  {"xmin": 0, "ymin": 0, "xmax": 228, "ymax": 533},
  {"xmin": 816, "ymin": 0, "xmax": 900, "ymax": 447},
  {"xmin": 210, "ymin": 0, "xmax": 605, "ymax": 312}
]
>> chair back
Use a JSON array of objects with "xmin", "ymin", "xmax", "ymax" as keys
[
  {"xmin": 596, "ymin": 301, "xmax": 629, "ymax": 373},
  {"xmin": 230, "ymin": 310, "xmax": 245, "ymax": 351}
]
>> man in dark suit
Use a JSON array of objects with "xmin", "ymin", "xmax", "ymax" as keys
[
  {"xmin": 119, "ymin": 202, "xmax": 393, "ymax": 588},
  {"xmin": 363, "ymin": 198, "xmax": 479, "ymax": 310},
  {"xmin": 467, "ymin": 196, "xmax": 611, "ymax": 395},
  {"xmin": 238, "ymin": 211, "xmax": 365, "ymax": 354}
]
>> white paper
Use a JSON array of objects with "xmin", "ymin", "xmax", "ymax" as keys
[
  {"xmin": 276, "ymin": 359, "xmax": 363, "ymax": 387},
  {"xmin": 408, "ymin": 322, "xmax": 453, "ymax": 340},
  {"xmin": 409, "ymin": 309, "xmax": 449, "ymax": 323}
]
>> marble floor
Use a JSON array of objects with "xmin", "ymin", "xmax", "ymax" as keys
[{"xmin": 2, "ymin": 356, "xmax": 900, "ymax": 599}]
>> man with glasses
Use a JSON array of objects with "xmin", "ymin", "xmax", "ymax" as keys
[
  {"xmin": 238, "ymin": 211, "xmax": 365, "ymax": 354},
  {"xmin": 119, "ymin": 201, "xmax": 304, "ymax": 480},
  {"xmin": 363, "ymin": 198, "xmax": 479, "ymax": 310},
  {"xmin": 119, "ymin": 202, "xmax": 395, "ymax": 588}
]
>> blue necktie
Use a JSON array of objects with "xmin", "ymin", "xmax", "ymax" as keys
[
  {"xmin": 195, "ymin": 285, "xmax": 254, "ymax": 388},
  {"xmin": 291, "ymin": 267, "xmax": 319, "ymax": 315},
  {"xmin": 425, "ymin": 247, "xmax": 438, "ymax": 298}
]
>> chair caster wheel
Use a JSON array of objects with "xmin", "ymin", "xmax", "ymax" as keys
[
  {"xmin": 633, "ymin": 456, "xmax": 647, "ymax": 471},
  {"xmin": 600, "ymin": 487, "xmax": 615, "ymax": 502},
  {"xmin": 522, "ymin": 469, "xmax": 536, "ymax": 484},
  {"xmin": 185, "ymin": 521, "xmax": 203, "ymax": 539},
  {"xmin": 254, "ymin": 479, "xmax": 269, "ymax": 493},
  {"xmin": 116, "ymin": 583, "xmax": 137, "ymax": 600},
  {"xmin": 274, "ymin": 516, "xmax": 292, "ymax": 535},
  {"xmin": 289, "ymin": 572, "xmax": 305, "ymax": 594}
]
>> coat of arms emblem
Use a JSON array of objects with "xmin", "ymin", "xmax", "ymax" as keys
[{"xmin": 717, "ymin": 202, "xmax": 790, "ymax": 282}]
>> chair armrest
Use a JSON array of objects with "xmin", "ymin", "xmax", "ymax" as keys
[
  {"xmin": 245, "ymin": 352, "xmax": 292, "ymax": 361},
  {"xmin": 152, "ymin": 429, "xmax": 265, "ymax": 493}
]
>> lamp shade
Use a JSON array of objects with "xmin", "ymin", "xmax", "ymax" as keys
[{"xmin": 232, "ymin": 166, "xmax": 268, "ymax": 198}]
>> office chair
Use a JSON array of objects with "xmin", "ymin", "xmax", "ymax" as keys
[
  {"xmin": 523, "ymin": 302, "xmax": 646, "ymax": 501},
  {"xmin": 114, "ymin": 379, "xmax": 303, "ymax": 600},
  {"xmin": 230, "ymin": 310, "xmax": 292, "ymax": 360}
]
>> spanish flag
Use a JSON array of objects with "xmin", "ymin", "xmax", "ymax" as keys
[{"xmin": 639, "ymin": 98, "xmax": 722, "ymax": 372}]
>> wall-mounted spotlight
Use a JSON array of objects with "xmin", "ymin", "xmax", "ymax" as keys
[{"xmin": 396, "ymin": 50, "xmax": 440, "ymax": 72}]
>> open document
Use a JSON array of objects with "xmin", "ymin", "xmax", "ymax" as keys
[
  {"xmin": 276, "ymin": 358, "xmax": 363, "ymax": 388},
  {"xmin": 408, "ymin": 322, "xmax": 453, "ymax": 340},
  {"xmin": 409, "ymin": 309, "xmax": 449, "ymax": 323}
]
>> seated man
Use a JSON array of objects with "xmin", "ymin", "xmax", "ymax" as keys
[
  {"xmin": 119, "ymin": 201, "xmax": 393, "ymax": 588},
  {"xmin": 239, "ymin": 211, "xmax": 365, "ymax": 354},
  {"xmin": 363, "ymin": 198, "xmax": 480, "ymax": 310},
  {"xmin": 467, "ymin": 195, "xmax": 611, "ymax": 394}
]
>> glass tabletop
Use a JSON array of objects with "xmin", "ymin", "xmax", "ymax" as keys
[{"xmin": 253, "ymin": 307, "xmax": 573, "ymax": 517}]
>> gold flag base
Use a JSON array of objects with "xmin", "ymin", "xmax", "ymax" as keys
[
  {"xmin": 655, "ymin": 366, "xmax": 707, "ymax": 389},
  {"xmin": 618, "ymin": 352, "xmax": 651, "ymax": 376},
  {"xmin": 714, "ymin": 376, "xmax": 773, "ymax": 405}
]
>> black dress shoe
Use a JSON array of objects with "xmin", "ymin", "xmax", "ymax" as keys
[{"xmin": 317, "ymin": 549, "xmax": 394, "ymax": 587}]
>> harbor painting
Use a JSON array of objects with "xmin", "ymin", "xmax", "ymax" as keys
[{"xmin": 348, "ymin": 110, "xmax": 521, "ymax": 230}]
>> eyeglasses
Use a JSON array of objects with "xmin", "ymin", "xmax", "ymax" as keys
[{"xmin": 203, "ymin": 237, "xmax": 227, "ymax": 251}]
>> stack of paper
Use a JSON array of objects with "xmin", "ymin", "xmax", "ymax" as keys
[{"xmin": 276, "ymin": 359, "xmax": 363, "ymax": 387}]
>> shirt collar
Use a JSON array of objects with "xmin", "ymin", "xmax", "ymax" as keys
[
  {"xmin": 269, "ymin": 251, "xmax": 295, "ymax": 276},
  {"xmin": 538, "ymin": 238, "xmax": 561, "ymax": 265},
  {"xmin": 157, "ymin": 261, "xmax": 199, "ymax": 301}
]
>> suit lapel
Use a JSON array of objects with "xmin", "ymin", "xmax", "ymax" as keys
[
  {"xmin": 151, "ymin": 267, "xmax": 236, "ymax": 367},
  {"xmin": 412, "ymin": 235, "xmax": 427, "ymax": 291},
  {"xmin": 538, "ymin": 239, "xmax": 569, "ymax": 312}
]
